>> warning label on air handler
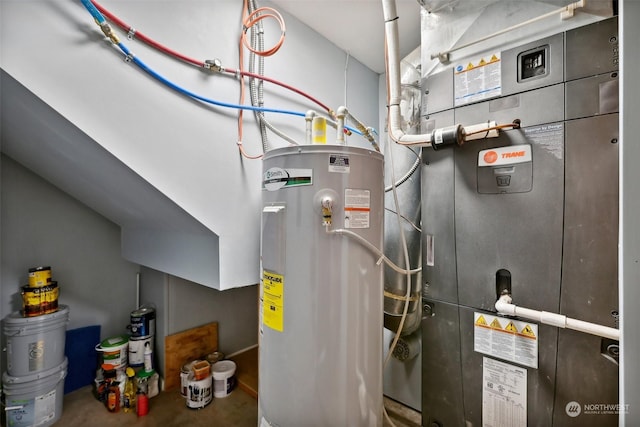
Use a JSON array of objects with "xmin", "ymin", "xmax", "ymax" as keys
[{"xmin": 474, "ymin": 312, "xmax": 538, "ymax": 369}]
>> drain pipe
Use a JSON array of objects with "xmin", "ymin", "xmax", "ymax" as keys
[
  {"xmin": 382, "ymin": 0, "xmax": 514, "ymax": 149},
  {"xmin": 382, "ymin": 0, "xmax": 461, "ymax": 149},
  {"xmin": 495, "ymin": 294, "xmax": 620, "ymax": 341}
]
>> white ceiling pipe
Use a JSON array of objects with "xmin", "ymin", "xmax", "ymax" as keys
[
  {"xmin": 495, "ymin": 294, "xmax": 620, "ymax": 341},
  {"xmin": 430, "ymin": 0, "xmax": 586, "ymax": 62}
]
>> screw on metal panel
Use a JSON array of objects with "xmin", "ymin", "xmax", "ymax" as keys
[
  {"xmin": 423, "ymin": 304, "xmax": 433, "ymax": 316},
  {"xmin": 610, "ymin": 36, "xmax": 618, "ymax": 44},
  {"xmin": 611, "ymin": 138, "xmax": 618, "ymax": 144},
  {"xmin": 611, "ymin": 309, "xmax": 620, "ymax": 327}
]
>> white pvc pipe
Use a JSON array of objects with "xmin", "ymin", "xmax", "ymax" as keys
[
  {"xmin": 382, "ymin": 0, "xmax": 505, "ymax": 148},
  {"xmin": 382, "ymin": 0, "xmax": 433, "ymax": 146},
  {"xmin": 335, "ymin": 106, "xmax": 346, "ymax": 145},
  {"xmin": 305, "ymin": 110, "xmax": 316, "ymax": 145},
  {"xmin": 495, "ymin": 294, "xmax": 620, "ymax": 341}
]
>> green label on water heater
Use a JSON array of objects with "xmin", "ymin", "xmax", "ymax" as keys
[{"xmin": 263, "ymin": 167, "xmax": 312, "ymax": 191}]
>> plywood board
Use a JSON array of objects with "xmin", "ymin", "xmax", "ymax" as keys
[
  {"xmin": 164, "ymin": 322, "xmax": 218, "ymax": 391},
  {"xmin": 230, "ymin": 346, "xmax": 259, "ymax": 399}
]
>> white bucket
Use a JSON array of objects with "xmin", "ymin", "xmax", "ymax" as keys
[
  {"xmin": 128, "ymin": 335, "xmax": 153, "ymax": 367},
  {"xmin": 212, "ymin": 360, "xmax": 236, "ymax": 398},
  {"xmin": 184, "ymin": 372, "xmax": 212, "ymax": 409},
  {"xmin": 3, "ymin": 305, "xmax": 69, "ymax": 376},
  {"xmin": 3, "ymin": 358, "xmax": 68, "ymax": 427},
  {"xmin": 95, "ymin": 335, "xmax": 129, "ymax": 368}
]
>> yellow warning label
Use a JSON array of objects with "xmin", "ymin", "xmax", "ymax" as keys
[
  {"xmin": 263, "ymin": 270, "xmax": 284, "ymax": 332},
  {"xmin": 505, "ymin": 321, "xmax": 518, "ymax": 333},
  {"xmin": 476, "ymin": 314, "xmax": 488, "ymax": 326},
  {"xmin": 467, "ymin": 62, "xmax": 475, "ymax": 70},
  {"xmin": 263, "ymin": 301, "xmax": 283, "ymax": 332},
  {"xmin": 479, "ymin": 58, "xmax": 487, "ymax": 66},
  {"xmin": 490, "ymin": 54, "xmax": 500, "ymax": 63},
  {"xmin": 490, "ymin": 318, "xmax": 503, "ymax": 330},
  {"xmin": 520, "ymin": 324, "xmax": 536, "ymax": 338}
]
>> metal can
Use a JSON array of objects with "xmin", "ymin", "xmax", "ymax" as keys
[
  {"xmin": 181, "ymin": 361, "xmax": 196, "ymax": 397},
  {"xmin": 130, "ymin": 307, "xmax": 156, "ymax": 338},
  {"xmin": 28, "ymin": 266, "xmax": 51, "ymax": 287},
  {"xmin": 21, "ymin": 282, "xmax": 58, "ymax": 317}
]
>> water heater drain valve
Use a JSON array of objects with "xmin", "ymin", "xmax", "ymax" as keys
[{"xmin": 321, "ymin": 197, "xmax": 333, "ymax": 226}]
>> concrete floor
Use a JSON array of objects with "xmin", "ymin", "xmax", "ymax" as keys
[{"xmin": 57, "ymin": 385, "xmax": 421, "ymax": 426}]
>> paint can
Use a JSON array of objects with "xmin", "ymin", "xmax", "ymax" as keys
[
  {"xmin": 95, "ymin": 335, "xmax": 129, "ymax": 368},
  {"xmin": 21, "ymin": 282, "xmax": 59, "ymax": 317},
  {"xmin": 128, "ymin": 335, "xmax": 154, "ymax": 368},
  {"xmin": 130, "ymin": 307, "xmax": 155, "ymax": 338},
  {"xmin": 28, "ymin": 266, "xmax": 52, "ymax": 287},
  {"xmin": 180, "ymin": 361, "xmax": 196, "ymax": 397},
  {"xmin": 3, "ymin": 305, "xmax": 69, "ymax": 376},
  {"xmin": 184, "ymin": 371, "xmax": 213, "ymax": 409},
  {"xmin": 3, "ymin": 357, "xmax": 67, "ymax": 427},
  {"xmin": 212, "ymin": 360, "xmax": 237, "ymax": 398}
]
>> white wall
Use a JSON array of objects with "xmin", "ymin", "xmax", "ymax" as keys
[
  {"xmin": 620, "ymin": 1, "xmax": 640, "ymax": 424},
  {"xmin": 0, "ymin": 0, "xmax": 380, "ymax": 289},
  {"xmin": 0, "ymin": 155, "xmax": 260, "ymax": 381},
  {"xmin": 0, "ymin": 155, "xmax": 141, "ymax": 370},
  {"xmin": 138, "ymin": 267, "xmax": 258, "ymax": 379}
]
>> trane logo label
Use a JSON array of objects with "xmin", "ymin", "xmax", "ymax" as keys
[{"xmin": 479, "ymin": 144, "xmax": 532, "ymax": 167}]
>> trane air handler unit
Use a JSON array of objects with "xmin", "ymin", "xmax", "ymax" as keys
[
  {"xmin": 420, "ymin": 17, "xmax": 619, "ymax": 427},
  {"xmin": 259, "ymin": 145, "xmax": 384, "ymax": 426}
]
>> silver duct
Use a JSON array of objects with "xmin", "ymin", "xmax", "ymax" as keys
[{"xmin": 383, "ymin": 57, "xmax": 422, "ymax": 337}]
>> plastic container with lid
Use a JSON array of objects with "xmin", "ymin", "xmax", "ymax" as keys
[
  {"xmin": 95, "ymin": 335, "xmax": 129, "ymax": 368},
  {"xmin": 212, "ymin": 360, "xmax": 237, "ymax": 398},
  {"xmin": 3, "ymin": 305, "xmax": 69, "ymax": 376}
]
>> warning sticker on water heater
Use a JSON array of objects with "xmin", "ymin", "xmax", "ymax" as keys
[
  {"xmin": 344, "ymin": 188, "xmax": 370, "ymax": 229},
  {"xmin": 263, "ymin": 271, "xmax": 284, "ymax": 332},
  {"xmin": 474, "ymin": 312, "xmax": 538, "ymax": 369}
]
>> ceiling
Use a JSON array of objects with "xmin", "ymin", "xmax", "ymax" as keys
[
  {"xmin": 270, "ymin": 0, "xmax": 423, "ymax": 73},
  {"xmin": 269, "ymin": 0, "xmax": 614, "ymax": 74}
]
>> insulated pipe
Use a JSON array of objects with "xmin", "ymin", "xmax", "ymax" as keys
[
  {"xmin": 335, "ymin": 106, "xmax": 347, "ymax": 145},
  {"xmin": 343, "ymin": 108, "xmax": 380, "ymax": 151},
  {"xmin": 305, "ymin": 110, "xmax": 316, "ymax": 145},
  {"xmin": 495, "ymin": 294, "xmax": 620, "ymax": 341}
]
